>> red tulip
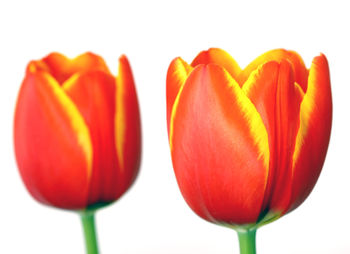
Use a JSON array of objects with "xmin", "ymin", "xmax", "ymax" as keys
[
  {"xmin": 14, "ymin": 52, "xmax": 141, "ymax": 210},
  {"xmin": 14, "ymin": 53, "xmax": 141, "ymax": 209},
  {"xmin": 167, "ymin": 48, "xmax": 332, "ymax": 253},
  {"xmin": 14, "ymin": 53, "xmax": 141, "ymax": 203},
  {"xmin": 14, "ymin": 52, "xmax": 141, "ymax": 253}
]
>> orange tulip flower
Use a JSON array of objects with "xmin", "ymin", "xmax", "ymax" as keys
[
  {"xmin": 166, "ymin": 48, "xmax": 332, "ymax": 253},
  {"xmin": 14, "ymin": 52, "xmax": 141, "ymax": 253}
]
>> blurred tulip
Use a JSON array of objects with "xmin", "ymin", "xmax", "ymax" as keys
[
  {"xmin": 14, "ymin": 52, "xmax": 141, "ymax": 254},
  {"xmin": 166, "ymin": 48, "xmax": 332, "ymax": 254}
]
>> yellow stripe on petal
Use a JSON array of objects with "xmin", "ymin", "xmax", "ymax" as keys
[
  {"xmin": 116, "ymin": 65, "xmax": 127, "ymax": 172},
  {"xmin": 292, "ymin": 66, "xmax": 319, "ymax": 166},
  {"xmin": 224, "ymin": 69, "xmax": 270, "ymax": 172},
  {"xmin": 241, "ymin": 62, "xmax": 274, "ymax": 95},
  {"xmin": 43, "ymin": 73, "xmax": 93, "ymax": 179},
  {"xmin": 169, "ymin": 72, "xmax": 187, "ymax": 151},
  {"xmin": 294, "ymin": 82, "xmax": 305, "ymax": 98},
  {"xmin": 62, "ymin": 73, "xmax": 80, "ymax": 91},
  {"xmin": 291, "ymin": 81, "xmax": 307, "ymax": 167},
  {"xmin": 166, "ymin": 57, "xmax": 193, "ymax": 133},
  {"xmin": 172, "ymin": 57, "xmax": 193, "ymax": 81}
]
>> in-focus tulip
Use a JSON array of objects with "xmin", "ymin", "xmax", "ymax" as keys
[
  {"xmin": 14, "ymin": 52, "xmax": 141, "ymax": 254},
  {"xmin": 166, "ymin": 48, "xmax": 332, "ymax": 254}
]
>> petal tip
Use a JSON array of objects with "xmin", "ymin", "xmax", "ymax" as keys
[{"xmin": 119, "ymin": 54, "xmax": 129, "ymax": 63}]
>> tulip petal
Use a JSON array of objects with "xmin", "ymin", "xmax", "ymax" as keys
[
  {"xmin": 242, "ymin": 62, "xmax": 279, "ymax": 216},
  {"xmin": 243, "ymin": 60, "xmax": 303, "ymax": 215},
  {"xmin": 170, "ymin": 64, "xmax": 269, "ymax": 224},
  {"xmin": 28, "ymin": 52, "xmax": 111, "ymax": 85},
  {"xmin": 114, "ymin": 55, "xmax": 141, "ymax": 199},
  {"xmin": 166, "ymin": 57, "xmax": 192, "ymax": 133},
  {"xmin": 191, "ymin": 48, "xmax": 241, "ymax": 81},
  {"xmin": 237, "ymin": 49, "xmax": 308, "ymax": 91},
  {"xmin": 242, "ymin": 61, "xmax": 280, "ymax": 139},
  {"xmin": 14, "ymin": 72, "xmax": 92, "ymax": 209},
  {"xmin": 289, "ymin": 54, "xmax": 332, "ymax": 212},
  {"xmin": 63, "ymin": 70, "xmax": 119, "ymax": 206},
  {"xmin": 267, "ymin": 61, "xmax": 304, "ymax": 213}
]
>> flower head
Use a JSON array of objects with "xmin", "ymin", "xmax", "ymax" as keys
[
  {"xmin": 167, "ymin": 48, "xmax": 332, "ymax": 227},
  {"xmin": 14, "ymin": 52, "xmax": 141, "ymax": 210}
]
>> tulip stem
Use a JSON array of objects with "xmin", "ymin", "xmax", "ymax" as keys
[
  {"xmin": 237, "ymin": 228, "xmax": 256, "ymax": 254},
  {"xmin": 80, "ymin": 211, "xmax": 99, "ymax": 254}
]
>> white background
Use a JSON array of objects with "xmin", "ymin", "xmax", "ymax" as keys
[{"xmin": 0, "ymin": 0, "xmax": 349, "ymax": 253}]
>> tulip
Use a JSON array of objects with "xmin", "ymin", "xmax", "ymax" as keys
[
  {"xmin": 14, "ymin": 52, "xmax": 141, "ymax": 254},
  {"xmin": 166, "ymin": 48, "xmax": 332, "ymax": 254}
]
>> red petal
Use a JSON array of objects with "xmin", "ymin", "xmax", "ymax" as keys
[
  {"xmin": 170, "ymin": 64, "xmax": 269, "ymax": 224},
  {"xmin": 63, "ymin": 71, "xmax": 119, "ymax": 205},
  {"xmin": 14, "ymin": 72, "xmax": 92, "ymax": 209},
  {"xmin": 237, "ymin": 49, "xmax": 308, "ymax": 91},
  {"xmin": 243, "ymin": 60, "xmax": 303, "ymax": 215},
  {"xmin": 114, "ymin": 55, "xmax": 141, "ymax": 199},
  {"xmin": 191, "ymin": 48, "xmax": 241, "ymax": 81},
  {"xmin": 289, "ymin": 54, "xmax": 332, "ymax": 212},
  {"xmin": 166, "ymin": 57, "xmax": 192, "ymax": 133}
]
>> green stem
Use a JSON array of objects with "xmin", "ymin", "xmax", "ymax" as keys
[
  {"xmin": 80, "ymin": 212, "xmax": 99, "ymax": 254},
  {"xmin": 237, "ymin": 229, "xmax": 257, "ymax": 254}
]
